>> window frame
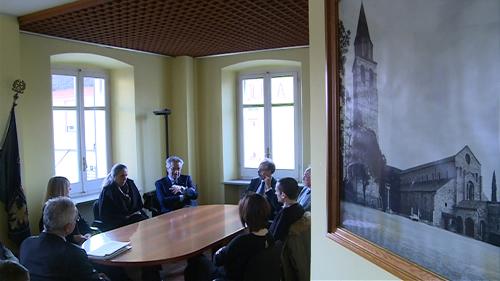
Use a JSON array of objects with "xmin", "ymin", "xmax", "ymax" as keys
[
  {"xmin": 51, "ymin": 67, "xmax": 111, "ymax": 198},
  {"xmin": 238, "ymin": 70, "xmax": 302, "ymax": 180}
]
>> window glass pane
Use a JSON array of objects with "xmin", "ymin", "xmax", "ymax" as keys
[
  {"xmin": 84, "ymin": 110, "xmax": 108, "ymax": 181},
  {"xmin": 271, "ymin": 76, "xmax": 294, "ymax": 104},
  {"xmin": 84, "ymin": 77, "xmax": 106, "ymax": 107},
  {"xmin": 53, "ymin": 110, "xmax": 79, "ymax": 183},
  {"xmin": 242, "ymin": 78, "xmax": 264, "ymax": 105},
  {"xmin": 52, "ymin": 75, "xmax": 76, "ymax": 106},
  {"xmin": 243, "ymin": 107, "xmax": 265, "ymax": 168},
  {"xmin": 272, "ymin": 106, "xmax": 295, "ymax": 169}
]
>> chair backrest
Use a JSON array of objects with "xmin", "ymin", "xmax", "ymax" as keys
[
  {"xmin": 91, "ymin": 200, "xmax": 107, "ymax": 232},
  {"xmin": 281, "ymin": 212, "xmax": 311, "ymax": 281},
  {"xmin": 243, "ymin": 241, "xmax": 282, "ymax": 281},
  {"xmin": 0, "ymin": 260, "xmax": 30, "ymax": 281},
  {"xmin": 93, "ymin": 200, "xmax": 100, "ymax": 220},
  {"xmin": 143, "ymin": 190, "xmax": 161, "ymax": 216}
]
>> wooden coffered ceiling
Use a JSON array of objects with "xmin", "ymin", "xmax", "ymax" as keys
[{"xmin": 18, "ymin": 0, "xmax": 309, "ymax": 57}]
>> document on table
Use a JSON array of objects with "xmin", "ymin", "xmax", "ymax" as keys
[{"xmin": 85, "ymin": 241, "xmax": 131, "ymax": 260}]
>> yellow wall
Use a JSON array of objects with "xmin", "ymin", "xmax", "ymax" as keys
[
  {"xmin": 110, "ymin": 67, "xmax": 138, "ymax": 180},
  {"xmin": 195, "ymin": 48, "xmax": 310, "ymax": 204},
  {"xmin": 0, "ymin": 17, "xmax": 312, "ymax": 244},
  {"xmin": 0, "ymin": 18, "xmax": 171, "ymax": 242},
  {"xmin": 309, "ymin": 1, "xmax": 396, "ymax": 279},
  {"xmin": 1, "ymin": 5, "xmax": 397, "ymax": 278},
  {"xmin": 0, "ymin": 14, "xmax": 21, "ymax": 248},
  {"xmin": 168, "ymin": 56, "xmax": 197, "ymax": 178}
]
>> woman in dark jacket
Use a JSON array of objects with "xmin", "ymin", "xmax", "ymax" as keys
[{"xmin": 98, "ymin": 163, "xmax": 147, "ymax": 230}]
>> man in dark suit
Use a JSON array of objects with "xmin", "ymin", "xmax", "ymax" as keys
[
  {"xmin": 297, "ymin": 167, "xmax": 311, "ymax": 212},
  {"xmin": 269, "ymin": 177, "xmax": 305, "ymax": 242},
  {"xmin": 20, "ymin": 197, "xmax": 106, "ymax": 281},
  {"xmin": 156, "ymin": 155, "xmax": 198, "ymax": 213},
  {"xmin": 246, "ymin": 159, "xmax": 281, "ymax": 219}
]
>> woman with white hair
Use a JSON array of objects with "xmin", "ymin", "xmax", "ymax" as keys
[{"xmin": 98, "ymin": 163, "xmax": 147, "ymax": 230}]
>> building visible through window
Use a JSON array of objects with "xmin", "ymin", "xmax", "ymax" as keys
[
  {"xmin": 238, "ymin": 71, "xmax": 301, "ymax": 179},
  {"xmin": 51, "ymin": 68, "xmax": 110, "ymax": 197}
]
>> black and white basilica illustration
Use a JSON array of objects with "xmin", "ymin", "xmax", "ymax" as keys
[{"xmin": 339, "ymin": 2, "xmax": 500, "ymax": 280}]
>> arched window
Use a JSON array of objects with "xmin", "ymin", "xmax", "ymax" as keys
[
  {"xmin": 239, "ymin": 71, "xmax": 301, "ymax": 178},
  {"xmin": 467, "ymin": 181, "xmax": 474, "ymax": 200},
  {"xmin": 465, "ymin": 153, "xmax": 471, "ymax": 164},
  {"xmin": 52, "ymin": 68, "xmax": 110, "ymax": 196}
]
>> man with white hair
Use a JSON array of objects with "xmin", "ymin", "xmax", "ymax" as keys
[
  {"xmin": 155, "ymin": 155, "xmax": 198, "ymax": 213},
  {"xmin": 20, "ymin": 197, "xmax": 106, "ymax": 281},
  {"xmin": 297, "ymin": 167, "xmax": 311, "ymax": 212}
]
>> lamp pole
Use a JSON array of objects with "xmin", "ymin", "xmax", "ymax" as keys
[{"xmin": 153, "ymin": 108, "xmax": 172, "ymax": 157}]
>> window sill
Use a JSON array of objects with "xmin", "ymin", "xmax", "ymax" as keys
[
  {"xmin": 223, "ymin": 179, "xmax": 304, "ymax": 187},
  {"xmin": 222, "ymin": 179, "xmax": 251, "ymax": 186},
  {"xmin": 71, "ymin": 192, "xmax": 100, "ymax": 204}
]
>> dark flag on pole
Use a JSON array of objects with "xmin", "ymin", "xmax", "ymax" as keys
[{"xmin": 0, "ymin": 106, "xmax": 31, "ymax": 246}]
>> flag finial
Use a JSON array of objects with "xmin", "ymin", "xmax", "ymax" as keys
[{"xmin": 12, "ymin": 79, "xmax": 26, "ymax": 107}]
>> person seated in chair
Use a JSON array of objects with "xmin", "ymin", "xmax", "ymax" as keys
[
  {"xmin": 0, "ymin": 242, "xmax": 29, "ymax": 281},
  {"xmin": 246, "ymin": 158, "xmax": 281, "ymax": 219},
  {"xmin": 269, "ymin": 177, "xmax": 305, "ymax": 242},
  {"xmin": 0, "ymin": 260, "xmax": 30, "ymax": 281},
  {"xmin": 20, "ymin": 197, "xmax": 108, "ymax": 281},
  {"xmin": 39, "ymin": 176, "xmax": 92, "ymax": 245},
  {"xmin": 98, "ymin": 163, "xmax": 148, "ymax": 230},
  {"xmin": 155, "ymin": 156, "xmax": 198, "ymax": 214},
  {"xmin": 0, "ymin": 241, "xmax": 18, "ymax": 262},
  {"xmin": 185, "ymin": 193, "xmax": 279, "ymax": 281},
  {"xmin": 297, "ymin": 167, "xmax": 311, "ymax": 212},
  {"xmin": 281, "ymin": 212, "xmax": 311, "ymax": 281}
]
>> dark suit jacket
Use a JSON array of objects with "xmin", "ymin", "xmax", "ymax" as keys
[
  {"xmin": 269, "ymin": 203, "xmax": 305, "ymax": 242},
  {"xmin": 20, "ymin": 232, "xmax": 100, "ymax": 281},
  {"xmin": 98, "ymin": 179, "xmax": 147, "ymax": 230},
  {"xmin": 246, "ymin": 177, "xmax": 281, "ymax": 218},
  {"xmin": 155, "ymin": 175, "xmax": 198, "ymax": 213}
]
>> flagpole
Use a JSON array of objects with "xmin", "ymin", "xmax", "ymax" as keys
[{"xmin": 0, "ymin": 79, "xmax": 31, "ymax": 246}]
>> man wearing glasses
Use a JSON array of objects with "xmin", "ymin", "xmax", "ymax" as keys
[{"xmin": 246, "ymin": 158, "xmax": 281, "ymax": 219}]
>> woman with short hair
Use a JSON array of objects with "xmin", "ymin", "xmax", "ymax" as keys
[{"xmin": 185, "ymin": 193, "xmax": 279, "ymax": 281}]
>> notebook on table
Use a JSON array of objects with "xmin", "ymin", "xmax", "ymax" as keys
[{"xmin": 85, "ymin": 241, "xmax": 131, "ymax": 260}]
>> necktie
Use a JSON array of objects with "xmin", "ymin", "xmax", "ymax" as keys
[{"xmin": 256, "ymin": 181, "xmax": 266, "ymax": 195}]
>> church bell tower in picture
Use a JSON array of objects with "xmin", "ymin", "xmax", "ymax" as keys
[{"xmin": 352, "ymin": 4, "xmax": 378, "ymax": 137}]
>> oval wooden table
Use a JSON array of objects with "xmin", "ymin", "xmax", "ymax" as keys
[{"xmin": 82, "ymin": 204, "xmax": 244, "ymax": 266}]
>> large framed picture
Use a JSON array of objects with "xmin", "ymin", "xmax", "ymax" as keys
[{"xmin": 326, "ymin": 0, "xmax": 500, "ymax": 280}]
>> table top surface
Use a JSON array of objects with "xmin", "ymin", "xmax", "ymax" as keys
[{"xmin": 82, "ymin": 204, "xmax": 244, "ymax": 266}]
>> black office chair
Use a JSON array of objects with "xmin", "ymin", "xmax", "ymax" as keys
[
  {"xmin": 143, "ymin": 190, "xmax": 161, "ymax": 217},
  {"xmin": 91, "ymin": 200, "xmax": 106, "ymax": 232}
]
